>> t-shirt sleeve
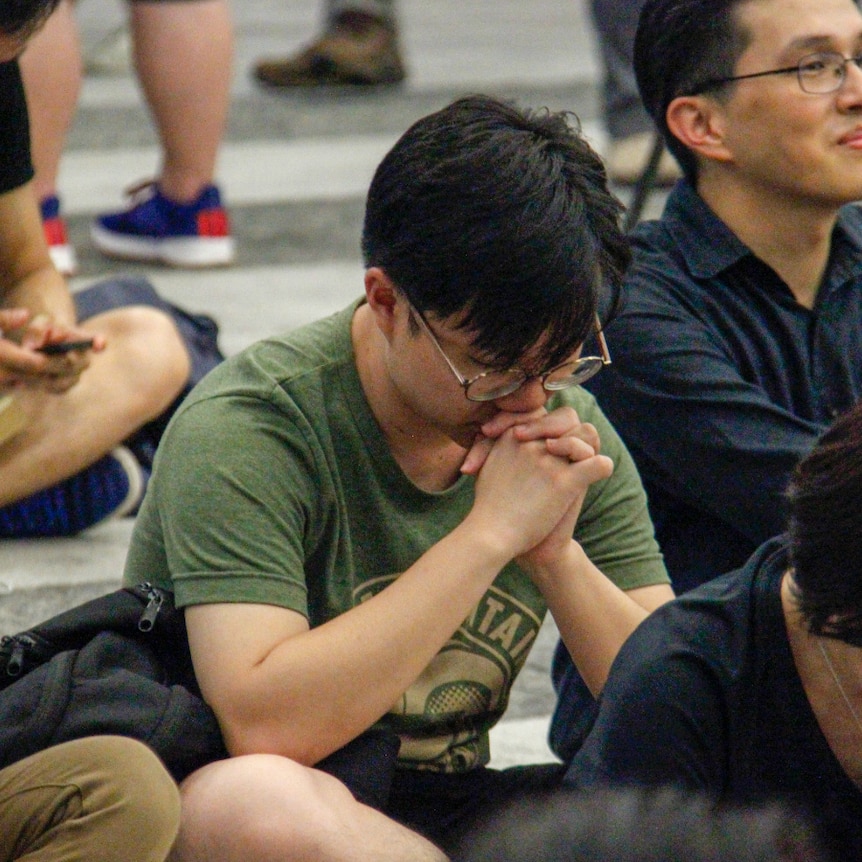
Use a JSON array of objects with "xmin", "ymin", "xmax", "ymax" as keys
[
  {"xmin": 564, "ymin": 615, "xmax": 728, "ymax": 793},
  {"xmin": 131, "ymin": 387, "xmax": 323, "ymax": 613},
  {"xmin": 569, "ymin": 389, "xmax": 669, "ymax": 590},
  {"xmin": 0, "ymin": 61, "xmax": 34, "ymax": 194}
]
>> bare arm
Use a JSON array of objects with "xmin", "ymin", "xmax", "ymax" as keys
[
  {"xmin": 188, "ymin": 524, "xmax": 513, "ymax": 764},
  {"xmin": 186, "ymin": 420, "xmax": 611, "ymax": 766},
  {"xmin": 468, "ymin": 406, "xmax": 674, "ymax": 695},
  {"xmin": 0, "ymin": 182, "xmax": 75, "ymax": 324},
  {"xmin": 0, "ymin": 183, "xmax": 104, "ymax": 390},
  {"xmin": 527, "ymin": 546, "xmax": 673, "ymax": 696}
]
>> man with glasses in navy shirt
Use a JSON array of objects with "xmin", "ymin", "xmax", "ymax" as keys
[
  {"xmin": 551, "ymin": 0, "xmax": 862, "ymax": 762},
  {"xmin": 593, "ymin": 0, "xmax": 862, "ymax": 593}
]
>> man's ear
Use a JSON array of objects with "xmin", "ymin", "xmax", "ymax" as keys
[
  {"xmin": 364, "ymin": 267, "xmax": 401, "ymax": 339},
  {"xmin": 666, "ymin": 95, "xmax": 733, "ymax": 166}
]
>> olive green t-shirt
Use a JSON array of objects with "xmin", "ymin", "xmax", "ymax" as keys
[{"xmin": 125, "ymin": 300, "xmax": 668, "ymax": 772}]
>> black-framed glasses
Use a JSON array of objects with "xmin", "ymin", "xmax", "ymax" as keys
[
  {"xmin": 690, "ymin": 51, "xmax": 862, "ymax": 96},
  {"xmin": 409, "ymin": 304, "xmax": 611, "ymax": 403}
]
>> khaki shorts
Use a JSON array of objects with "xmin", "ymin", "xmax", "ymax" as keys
[{"xmin": 0, "ymin": 737, "xmax": 180, "ymax": 862}]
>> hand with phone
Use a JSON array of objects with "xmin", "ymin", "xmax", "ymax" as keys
[{"xmin": 0, "ymin": 308, "xmax": 103, "ymax": 393}]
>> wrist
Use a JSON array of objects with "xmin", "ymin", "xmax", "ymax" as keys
[
  {"xmin": 455, "ymin": 510, "xmax": 521, "ymax": 571},
  {"xmin": 520, "ymin": 538, "xmax": 586, "ymax": 586}
]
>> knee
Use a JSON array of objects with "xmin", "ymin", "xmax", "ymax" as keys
[
  {"xmin": 114, "ymin": 739, "xmax": 181, "ymax": 842},
  {"xmin": 89, "ymin": 306, "xmax": 191, "ymax": 407},
  {"xmin": 68, "ymin": 737, "xmax": 181, "ymax": 859},
  {"xmin": 173, "ymin": 755, "xmax": 360, "ymax": 862}
]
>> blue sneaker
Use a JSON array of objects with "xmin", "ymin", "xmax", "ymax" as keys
[
  {"xmin": 90, "ymin": 182, "xmax": 235, "ymax": 268},
  {"xmin": 0, "ymin": 446, "xmax": 147, "ymax": 538}
]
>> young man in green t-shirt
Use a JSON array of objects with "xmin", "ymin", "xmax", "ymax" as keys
[{"xmin": 125, "ymin": 95, "xmax": 673, "ymax": 860}]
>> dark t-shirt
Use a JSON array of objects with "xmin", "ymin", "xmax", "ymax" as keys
[
  {"xmin": 564, "ymin": 536, "xmax": 862, "ymax": 860},
  {"xmin": 0, "ymin": 60, "xmax": 33, "ymax": 194}
]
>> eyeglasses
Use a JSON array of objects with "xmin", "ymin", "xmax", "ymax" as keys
[
  {"xmin": 408, "ymin": 304, "xmax": 611, "ymax": 403},
  {"xmin": 690, "ymin": 51, "xmax": 862, "ymax": 96}
]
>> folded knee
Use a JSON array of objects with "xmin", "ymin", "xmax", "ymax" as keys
[
  {"xmin": 174, "ymin": 755, "xmax": 360, "ymax": 862},
  {"xmin": 89, "ymin": 306, "xmax": 191, "ymax": 407}
]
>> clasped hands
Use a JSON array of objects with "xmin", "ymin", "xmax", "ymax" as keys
[
  {"xmin": 461, "ymin": 406, "xmax": 614, "ymax": 571},
  {"xmin": 0, "ymin": 308, "xmax": 104, "ymax": 393}
]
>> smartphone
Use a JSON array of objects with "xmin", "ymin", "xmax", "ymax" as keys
[{"xmin": 37, "ymin": 338, "xmax": 95, "ymax": 355}]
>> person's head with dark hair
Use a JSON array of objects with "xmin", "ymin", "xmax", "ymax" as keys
[
  {"xmin": 634, "ymin": 0, "xmax": 752, "ymax": 180},
  {"xmin": 361, "ymin": 94, "xmax": 629, "ymax": 373},
  {"xmin": 787, "ymin": 401, "xmax": 862, "ymax": 645},
  {"xmin": 634, "ymin": 0, "xmax": 862, "ymax": 186},
  {"xmin": 454, "ymin": 786, "xmax": 825, "ymax": 862},
  {"xmin": 0, "ymin": 0, "xmax": 60, "ymax": 49}
]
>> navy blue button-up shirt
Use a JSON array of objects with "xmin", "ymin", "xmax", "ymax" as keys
[{"xmin": 588, "ymin": 180, "xmax": 862, "ymax": 592}]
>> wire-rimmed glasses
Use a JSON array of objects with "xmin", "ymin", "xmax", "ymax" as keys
[
  {"xmin": 409, "ymin": 304, "xmax": 611, "ymax": 403},
  {"xmin": 690, "ymin": 51, "xmax": 862, "ymax": 96}
]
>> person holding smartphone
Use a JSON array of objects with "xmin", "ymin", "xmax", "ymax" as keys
[{"xmin": 0, "ymin": 2, "xmax": 192, "ymax": 537}]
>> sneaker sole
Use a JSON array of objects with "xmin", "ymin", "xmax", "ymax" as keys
[
  {"xmin": 90, "ymin": 223, "xmax": 236, "ymax": 268},
  {"xmin": 109, "ymin": 445, "xmax": 146, "ymax": 519},
  {"xmin": 48, "ymin": 243, "xmax": 79, "ymax": 277}
]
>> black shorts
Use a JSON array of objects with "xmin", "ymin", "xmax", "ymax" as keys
[
  {"xmin": 317, "ymin": 727, "xmax": 565, "ymax": 853},
  {"xmin": 387, "ymin": 762, "xmax": 566, "ymax": 853}
]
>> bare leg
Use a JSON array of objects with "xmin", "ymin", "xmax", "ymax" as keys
[
  {"xmin": 131, "ymin": 0, "xmax": 233, "ymax": 203},
  {"xmin": 0, "ymin": 306, "xmax": 189, "ymax": 504},
  {"xmin": 171, "ymin": 755, "xmax": 449, "ymax": 862},
  {"xmin": 17, "ymin": 0, "xmax": 83, "ymax": 202}
]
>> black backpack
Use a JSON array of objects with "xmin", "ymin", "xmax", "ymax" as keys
[
  {"xmin": 0, "ymin": 583, "xmax": 227, "ymax": 781},
  {"xmin": 0, "ymin": 584, "xmax": 401, "ymax": 806}
]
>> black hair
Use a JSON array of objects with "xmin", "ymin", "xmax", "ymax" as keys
[
  {"xmin": 633, "ymin": 0, "xmax": 753, "ymax": 181},
  {"xmin": 787, "ymin": 401, "xmax": 862, "ymax": 645},
  {"xmin": 453, "ymin": 786, "xmax": 824, "ymax": 862},
  {"xmin": 361, "ymin": 95, "xmax": 629, "ymax": 371},
  {"xmin": 0, "ymin": 0, "xmax": 61, "ymax": 39}
]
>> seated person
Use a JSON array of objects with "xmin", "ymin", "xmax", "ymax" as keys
[
  {"xmin": 122, "ymin": 95, "xmax": 673, "ymax": 861},
  {"xmin": 1, "ymin": 736, "xmax": 179, "ymax": 862},
  {"xmin": 564, "ymin": 400, "xmax": 862, "ymax": 861},
  {"xmin": 552, "ymin": 0, "xmax": 862, "ymax": 758},
  {"xmin": 0, "ymin": 1, "xmax": 211, "ymax": 537},
  {"xmin": 586, "ymin": 0, "xmax": 862, "ymax": 591}
]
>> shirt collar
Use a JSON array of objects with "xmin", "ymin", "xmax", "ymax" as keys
[
  {"xmin": 655, "ymin": 179, "xmax": 751, "ymax": 280},
  {"xmin": 829, "ymin": 204, "xmax": 862, "ymax": 289},
  {"xmin": 655, "ymin": 180, "xmax": 862, "ymax": 291}
]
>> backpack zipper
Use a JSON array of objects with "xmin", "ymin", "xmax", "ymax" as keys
[{"xmin": 137, "ymin": 582, "xmax": 166, "ymax": 632}]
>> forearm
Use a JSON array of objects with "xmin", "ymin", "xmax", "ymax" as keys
[
  {"xmin": 211, "ymin": 516, "xmax": 513, "ymax": 764},
  {"xmin": 2, "ymin": 267, "xmax": 76, "ymax": 328},
  {"xmin": 0, "ymin": 183, "xmax": 77, "ymax": 329},
  {"xmin": 529, "ymin": 541, "xmax": 664, "ymax": 697}
]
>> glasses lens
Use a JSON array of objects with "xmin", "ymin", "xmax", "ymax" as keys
[
  {"xmin": 798, "ymin": 52, "xmax": 845, "ymax": 94},
  {"xmin": 544, "ymin": 358, "xmax": 606, "ymax": 390},
  {"xmin": 465, "ymin": 370, "xmax": 526, "ymax": 402}
]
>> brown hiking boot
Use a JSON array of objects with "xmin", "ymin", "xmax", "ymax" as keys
[{"xmin": 253, "ymin": 11, "xmax": 406, "ymax": 88}]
